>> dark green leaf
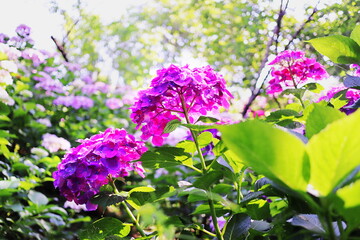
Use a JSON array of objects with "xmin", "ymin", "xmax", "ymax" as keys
[
  {"xmin": 196, "ymin": 116, "xmax": 219, "ymax": 123},
  {"xmin": 163, "ymin": 119, "xmax": 181, "ymax": 133},
  {"xmin": 266, "ymin": 109, "xmax": 301, "ymax": 123},
  {"xmin": 139, "ymin": 147, "xmax": 192, "ymax": 169},
  {"xmin": 91, "ymin": 191, "xmax": 126, "ymax": 208},
  {"xmin": 79, "ymin": 217, "xmax": 130, "ymax": 240},
  {"xmin": 193, "ymin": 171, "xmax": 223, "ymax": 190},
  {"xmin": 224, "ymin": 213, "xmax": 251, "ymax": 240},
  {"xmin": 181, "ymin": 123, "xmax": 216, "ymax": 132}
]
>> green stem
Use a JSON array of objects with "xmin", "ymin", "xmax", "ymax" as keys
[
  {"xmin": 324, "ymin": 212, "xmax": 337, "ymax": 240},
  {"xmin": 178, "ymin": 93, "xmax": 224, "ymax": 240},
  {"xmin": 109, "ymin": 177, "xmax": 146, "ymax": 237},
  {"xmin": 122, "ymin": 201, "xmax": 147, "ymax": 237},
  {"xmin": 236, "ymin": 169, "xmax": 245, "ymax": 204},
  {"xmin": 208, "ymin": 191, "xmax": 225, "ymax": 240}
]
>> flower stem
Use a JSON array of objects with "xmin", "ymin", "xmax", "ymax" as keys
[
  {"xmin": 178, "ymin": 93, "xmax": 224, "ymax": 240},
  {"xmin": 121, "ymin": 201, "xmax": 147, "ymax": 237},
  {"xmin": 108, "ymin": 177, "xmax": 146, "ymax": 237},
  {"xmin": 208, "ymin": 191, "xmax": 225, "ymax": 240}
]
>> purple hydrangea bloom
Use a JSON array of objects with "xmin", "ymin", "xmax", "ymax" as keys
[
  {"xmin": 53, "ymin": 128, "xmax": 147, "ymax": 211},
  {"xmin": 267, "ymin": 50, "xmax": 328, "ymax": 94},
  {"xmin": 53, "ymin": 96, "xmax": 94, "ymax": 109},
  {"xmin": 130, "ymin": 64, "xmax": 233, "ymax": 146},
  {"xmin": 15, "ymin": 24, "xmax": 31, "ymax": 37},
  {"xmin": 106, "ymin": 98, "xmax": 124, "ymax": 110},
  {"xmin": 318, "ymin": 86, "xmax": 360, "ymax": 114},
  {"xmin": 0, "ymin": 33, "xmax": 9, "ymax": 43}
]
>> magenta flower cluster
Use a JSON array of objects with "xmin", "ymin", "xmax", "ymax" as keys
[
  {"xmin": 130, "ymin": 64, "xmax": 233, "ymax": 146},
  {"xmin": 53, "ymin": 128, "xmax": 147, "ymax": 211},
  {"xmin": 267, "ymin": 50, "xmax": 328, "ymax": 94},
  {"xmin": 318, "ymin": 86, "xmax": 360, "ymax": 114}
]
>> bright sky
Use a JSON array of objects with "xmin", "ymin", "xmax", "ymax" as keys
[
  {"xmin": 0, "ymin": 0, "xmax": 146, "ymax": 50},
  {"xmin": 0, "ymin": 0, "xmax": 340, "ymax": 52}
]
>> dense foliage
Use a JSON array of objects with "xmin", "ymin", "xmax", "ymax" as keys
[{"xmin": 1, "ymin": 1, "xmax": 360, "ymax": 240}]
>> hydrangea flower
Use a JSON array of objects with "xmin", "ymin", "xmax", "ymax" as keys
[
  {"xmin": 53, "ymin": 128, "xmax": 147, "ymax": 211},
  {"xmin": 130, "ymin": 64, "xmax": 233, "ymax": 146},
  {"xmin": 318, "ymin": 86, "xmax": 360, "ymax": 114},
  {"xmin": 0, "ymin": 33, "xmax": 8, "ymax": 43},
  {"xmin": 106, "ymin": 98, "xmax": 124, "ymax": 110},
  {"xmin": 0, "ymin": 87, "xmax": 15, "ymax": 106},
  {"xmin": 267, "ymin": 50, "xmax": 328, "ymax": 94},
  {"xmin": 15, "ymin": 24, "xmax": 31, "ymax": 38},
  {"xmin": 41, "ymin": 133, "xmax": 71, "ymax": 153},
  {"xmin": 53, "ymin": 96, "xmax": 94, "ymax": 109}
]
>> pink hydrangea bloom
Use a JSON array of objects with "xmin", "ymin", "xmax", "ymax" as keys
[
  {"xmin": 106, "ymin": 98, "xmax": 124, "ymax": 110},
  {"xmin": 267, "ymin": 50, "xmax": 328, "ymax": 94},
  {"xmin": 41, "ymin": 133, "xmax": 71, "ymax": 153},
  {"xmin": 130, "ymin": 64, "xmax": 233, "ymax": 146},
  {"xmin": 53, "ymin": 128, "xmax": 147, "ymax": 211}
]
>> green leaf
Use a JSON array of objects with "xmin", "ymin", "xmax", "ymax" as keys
[
  {"xmin": 0, "ymin": 102, "xmax": 10, "ymax": 115},
  {"xmin": 28, "ymin": 190, "xmax": 49, "ymax": 206},
  {"xmin": 177, "ymin": 140, "xmax": 197, "ymax": 154},
  {"xmin": 308, "ymin": 35, "xmax": 360, "ymax": 64},
  {"xmin": 217, "ymin": 121, "xmax": 309, "ymax": 192},
  {"xmin": 197, "ymin": 131, "xmax": 213, "ymax": 148},
  {"xmin": 91, "ymin": 191, "xmax": 127, "ymax": 208},
  {"xmin": 329, "ymin": 89, "xmax": 349, "ymax": 109},
  {"xmin": 302, "ymin": 83, "xmax": 324, "ymax": 93},
  {"xmin": 79, "ymin": 217, "xmax": 130, "ymax": 240},
  {"xmin": 282, "ymin": 88, "xmax": 306, "ymax": 100},
  {"xmin": 181, "ymin": 123, "xmax": 216, "ymax": 132},
  {"xmin": 307, "ymin": 110, "xmax": 360, "ymax": 196},
  {"xmin": 266, "ymin": 109, "xmax": 301, "ymax": 124},
  {"xmin": 350, "ymin": 24, "xmax": 360, "ymax": 46},
  {"xmin": 192, "ymin": 203, "xmax": 227, "ymax": 215},
  {"xmin": 139, "ymin": 147, "xmax": 192, "ymax": 169},
  {"xmin": 193, "ymin": 171, "xmax": 223, "ymax": 190},
  {"xmin": 129, "ymin": 186, "xmax": 155, "ymax": 194},
  {"xmin": 335, "ymin": 180, "xmax": 360, "ymax": 228},
  {"xmin": 305, "ymin": 103, "xmax": 345, "ymax": 139},
  {"xmin": 163, "ymin": 119, "xmax": 181, "ymax": 133},
  {"xmin": 222, "ymin": 149, "xmax": 244, "ymax": 173},
  {"xmin": 196, "ymin": 116, "xmax": 219, "ymax": 123},
  {"xmin": 223, "ymin": 213, "xmax": 251, "ymax": 240}
]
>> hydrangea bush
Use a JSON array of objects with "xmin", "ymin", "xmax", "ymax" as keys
[{"xmin": 2, "ymin": 22, "xmax": 360, "ymax": 240}]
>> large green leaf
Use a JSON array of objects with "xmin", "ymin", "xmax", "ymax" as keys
[
  {"xmin": 350, "ymin": 24, "xmax": 360, "ymax": 46},
  {"xmin": 217, "ymin": 120, "xmax": 309, "ymax": 192},
  {"xmin": 223, "ymin": 213, "xmax": 251, "ymax": 240},
  {"xmin": 307, "ymin": 110, "xmax": 360, "ymax": 196},
  {"xmin": 139, "ymin": 147, "xmax": 192, "ymax": 169},
  {"xmin": 335, "ymin": 180, "xmax": 360, "ymax": 228},
  {"xmin": 305, "ymin": 103, "xmax": 345, "ymax": 139},
  {"xmin": 308, "ymin": 35, "xmax": 360, "ymax": 64},
  {"xmin": 79, "ymin": 217, "xmax": 130, "ymax": 240}
]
